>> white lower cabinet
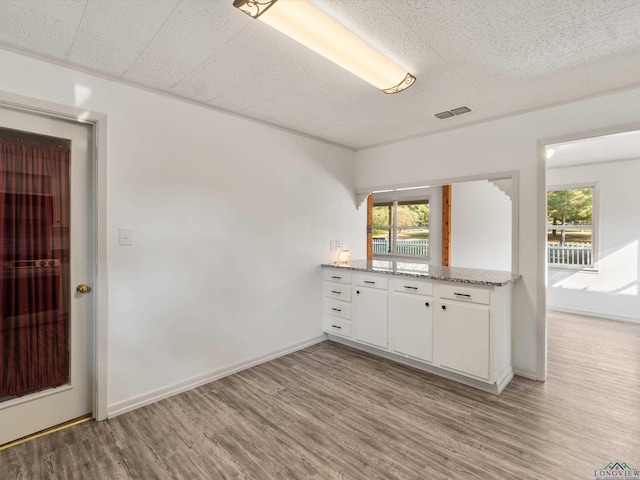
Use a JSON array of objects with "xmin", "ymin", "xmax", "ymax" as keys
[
  {"xmin": 389, "ymin": 291, "xmax": 433, "ymax": 362},
  {"xmin": 323, "ymin": 316, "xmax": 352, "ymax": 337},
  {"xmin": 322, "ymin": 268, "xmax": 513, "ymax": 394},
  {"xmin": 434, "ymin": 301, "xmax": 490, "ymax": 380},
  {"xmin": 322, "ymin": 270, "xmax": 352, "ymax": 339},
  {"xmin": 352, "ymin": 283, "xmax": 388, "ymax": 348}
]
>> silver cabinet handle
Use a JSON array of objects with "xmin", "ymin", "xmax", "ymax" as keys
[
  {"xmin": 364, "ymin": 280, "xmax": 375, "ymax": 284},
  {"xmin": 331, "ymin": 276, "xmax": 341, "ymax": 280}
]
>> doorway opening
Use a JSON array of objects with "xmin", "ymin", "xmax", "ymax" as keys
[{"xmin": 542, "ymin": 129, "xmax": 640, "ymax": 384}]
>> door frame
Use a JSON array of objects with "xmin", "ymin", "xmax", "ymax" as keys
[
  {"xmin": 0, "ymin": 91, "xmax": 108, "ymax": 421},
  {"xmin": 536, "ymin": 120, "xmax": 640, "ymax": 383}
]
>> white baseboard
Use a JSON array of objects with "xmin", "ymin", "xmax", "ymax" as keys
[
  {"xmin": 547, "ymin": 306, "xmax": 640, "ymax": 325},
  {"xmin": 512, "ymin": 368, "xmax": 537, "ymax": 380},
  {"xmin": 495, "ymin": 369, "xmax": 514, "ymax": 393},
  {"xmin": 107, "ymin": 335, "xmax": 327, "ymax": 418}
]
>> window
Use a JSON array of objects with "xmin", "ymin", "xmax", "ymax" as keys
[
  {"xmin": 547, "ymin": 186, "xmax": 595, "ymax": 267},
  {"xmin": 372, "ymin": 199, "xmax": 429, "ymax": 258}
]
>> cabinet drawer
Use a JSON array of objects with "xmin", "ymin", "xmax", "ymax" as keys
[
  {"xmin": 323, "ymin": 269, "xmax": 352, "ymax": 284},
  {"xmin": 323, "ymin": 315, "xmax": 352, "ymax": 338},
  {"xmin": 439, "ymin": 284, "xmax": 490, "ymax": 305},
  {"xmin": 323, "ymin": 281, "xmax": 352, "ymax": 302},
  {"xmin": 391, "ymin": 278, "xmax": 433, "ymax": 296},
  {"xmin": 323, "ymin": 299, "xmax": 351, "ymax": 319},
  {"xmin": 354, "ymin": 274, "xmax": 388, "ymax": 290}
]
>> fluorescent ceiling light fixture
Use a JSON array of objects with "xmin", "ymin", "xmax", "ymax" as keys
[{"xmin": 233, "ymin": 0, "xmax": 416, "ymax": 94}]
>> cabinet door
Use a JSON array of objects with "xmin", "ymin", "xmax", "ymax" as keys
[
  {"xmin": 389, "ymin": 292, "xmax": 433, "ymax": 362},
  {"xmin": 352, "ymin": 286, "xmax": 388, "ymax": 348},
  {"xmin": 435, "ymin": 302, "xmax": 490, "ymax": 380}
]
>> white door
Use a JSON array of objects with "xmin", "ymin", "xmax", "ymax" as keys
[
  {"xmin": 434, "ymin": 301, "xmax": 490, "ymax": 380},
  {"xmin": 352, "ymin": 286, "xmax": 388, "ymax": 348},
  {"xmin": 389, "ymin": 292, "xmax": 433, "ymax": 362},
  {"xmin": 0, "ymin": 106, "xmax": 93, "ymax": 445}
]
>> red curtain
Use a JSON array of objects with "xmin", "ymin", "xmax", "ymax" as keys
[{"xmin": 0, "ymin": 135, "xmax": 71, "ymax": 400}]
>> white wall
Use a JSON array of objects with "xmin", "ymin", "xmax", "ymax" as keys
[
  {"xmin": 451, "ymin": 180, "xmax": 512, "ymax": 271},
  {"xmin": 547, "ymin": 158, "xmax": 640, "ymax": 323},
  {"xmin": 0, "ymin": 49, "xmax": 365, "ymax": 414},
  {"xmin": 355, "ymin": 86, "xmax": 640, "ymax": 378}
]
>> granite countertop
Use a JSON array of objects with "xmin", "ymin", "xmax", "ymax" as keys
[{"xmin": 322, "ymin": 259, "xmax": 521, "ymax": 286}]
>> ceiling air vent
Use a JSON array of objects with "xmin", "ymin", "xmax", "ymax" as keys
[
  {"xmin": 435, "ymin": 105, "xmax": 472, "ymax": 119},
  {"xmin": 435, "ymin": 111, "xmax": 454, "ymax": 119},
  {"xmin": 450, "ymin": 106, "xmax": 471, "ymax": 115}
]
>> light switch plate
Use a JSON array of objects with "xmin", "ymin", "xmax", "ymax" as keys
[{"xmin": 119, "ymin": 227, "xmax": 133, "ymax": 246}]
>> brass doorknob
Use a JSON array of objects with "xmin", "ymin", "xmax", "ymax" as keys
[{"xmin": 76, "ymin": 284, "xmax": 92, "ymax": 294}]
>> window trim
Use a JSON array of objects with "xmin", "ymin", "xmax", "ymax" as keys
[
  {"xmin": 546, "ymin": 182, "xmax": 599, "ymax": 270},
  {"xmin": 373, "ymin": 196, "xmax": 431, "ymax": 261}
]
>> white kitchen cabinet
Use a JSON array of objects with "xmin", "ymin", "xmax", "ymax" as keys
[
  {"xmin": 389, "ymin": 290, "xmax": 433, "ymax": 362},
  {"xmin": 322, "ymin": 273, "xmax": 352, "ymax": 340},
  {"xmin": 323, "ymin": 269, "xmax": 351, "ymax": 284},
  {"xmin": 434, "ymin": 301, "xmax": 490, "ymax": 379},
  {"xmin": 322, "ymin": 264, "xmax": 516, "ymax": 394},
  {"xmin": 323, "ymin": 281, "xmax": 352, "ymax": 302},
  {"xmin": 323, "ymin": 316, "xmax": 352, "ymax": 337},
  {"xmin": 352, "ymin": 275, "xmax": 388, "ymax": 349},
  {"xmin": 323, "ymin": 298, "xmax": 352, "ymax": 320}
]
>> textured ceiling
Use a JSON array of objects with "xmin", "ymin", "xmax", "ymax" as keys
[
  {"xmin": 1, "ymin": 0, "xmax": 640, "ymax": 149},
  {"xmin": 547, "ymin": 130, "xmax": 640, "ymax": 168}
]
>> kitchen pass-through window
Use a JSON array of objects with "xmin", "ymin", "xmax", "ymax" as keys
[{"xmin": 373, "ymin": 199, "xmax": 430, "ymax": 259}]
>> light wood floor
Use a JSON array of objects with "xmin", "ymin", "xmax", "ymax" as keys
[{"xmin": 2, "ymin": 311, "xmax": 639, "ymax": 479}]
